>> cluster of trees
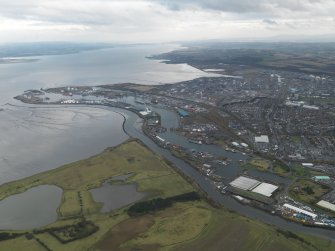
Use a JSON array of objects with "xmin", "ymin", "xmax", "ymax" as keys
[
  {"xmin": 0, "ymin": 232, "xmax": 23, "ymax": 241},
  {"xmin": 0, "ymin": 220, "xmax": 99, "ymax": 245},
  {"xmin": 48, "ymin": 220, "xmax": 99, "ymax": 244},
  {"xmin": 302, "ymin": 186, "xmax": 314, "ymax": 195},
  {"xmin": 128, "ymin": 191, "xmax": 200, "ymax": 216}
]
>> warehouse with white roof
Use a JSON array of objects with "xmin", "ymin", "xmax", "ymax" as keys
[
  {"xmin": 255, "ymin": 135, "xmax": 269, "ymax": 143},
  {"xmin": 283, "ymin": 203, "xmax": 317, "ymax": 219},
  {"xmin": 317, "ymin": 200, "xmax": 335, "ymax": 212},
  {"xmin": 251, "ymin": 182, "xmax": 278, "ymax": 197},
  {"xmin": 229, "ymin": 176, "xmax": 261, "ymax": 191},
  {"xmin": 230, "ymin": 176, "xmax": 279, "ymax": 198}
]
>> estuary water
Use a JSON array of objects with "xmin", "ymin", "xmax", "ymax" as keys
[
  {"xmin": 0, "ymin": 44, "xmax": 216, "ymax": 185},
  {"xmin": 0, "ymin": 44, "xmax": 217, "ymax": 104},
  {"xmin": 1, "ymin": 45, "xmax": 335, "ymax": 240},
  {"xmin": 0, "ymin": 104, "xmax": 128, "ymax": 184}
]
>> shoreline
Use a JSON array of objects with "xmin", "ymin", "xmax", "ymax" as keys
[{"xmin": 1, "ymin": 102, "xmax": 335, "ymax": 241}]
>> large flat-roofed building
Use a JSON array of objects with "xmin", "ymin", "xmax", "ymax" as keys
[
  {"xmin": 283, "ymin": 203, "xmax": 317, "ymax": 219},
  {"xmin": 139, "ymin": 107, "xmax": 152, "ymax": 116},
  {"xmin": 251, "ymin": 182, "xmax": 278, "ymax": 197},
  {"xmin": 255, "ymin": 135, "xmax": 269, "ymax": 143},
  {"xmin": 313, "ymin": 176, "xmax": 331, "ymax": 181},
  {"xmin": 176, "ymin": 108, "xmax": 189, "ymax": 117},
  {"xmin": 229, "ymin": 176, "xmax": 261, "ymax": 191},
  {"xmin": 317, "ymin": 200, "xmax": 335, "ymax": 212}
]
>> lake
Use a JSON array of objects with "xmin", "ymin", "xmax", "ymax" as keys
[{"xmin": 0, "ymin": 185, "xmax": 62, "ymax": 230}]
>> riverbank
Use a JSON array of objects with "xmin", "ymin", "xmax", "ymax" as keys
[
  {"xmin": 0, "ymin": 139, "xmax": 334, "ymax": 251},
  {"xmin": 7, "ymin": 99, "xmax": 335, "ymax": 241}
]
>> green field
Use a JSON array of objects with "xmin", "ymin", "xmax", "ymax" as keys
[
  {"xmin": 246, "ymin": 158, "xmax": 271, "ymax": 171},
  {"xmin": 244, "ymin": 157, "xmax": 290, "ymax": 176},
  {"xmin": 173, "ymin": 208, "xmax": 335, "ymax": 251},
  {"xmin": 0, "ymin": 139, "xmax": 334, "ymax": 250},
  {"xmin": 0, "ymin": 139, "xmax": 194, "ymax": 250},
  {"xmin": 0, "ymin": 139, "xmax": 193, "ymax": 201},
  {"xmin": 0, "ymin": 236, "xmax": 46, "ymax": 251},
  {"xmin": 289, "ymin": 179, "xmax": 331, "ymax": 204},
  {"xmin": 123, "ymin": 202, "xmax": 212, "ymax": 248},
  {"xmin": 95, "ymin": 199, "xmax": 335, "ymax": 251},
  {"xmin": 291, "ymin": 135, "xmax": 301, "ymax": 144}
]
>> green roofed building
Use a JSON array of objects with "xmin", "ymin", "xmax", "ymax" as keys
[
  {"xmin": 313, "ymin": 176, "xmax": 331, "ymax": 180},
  {"xmin": 176, "ymin": 108, "xmax": 189, "ymax": 117}
]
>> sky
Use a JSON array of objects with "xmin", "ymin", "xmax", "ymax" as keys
[{"xmin": 0, "ymin": 0, "xmax": 335, "ymax": 43}]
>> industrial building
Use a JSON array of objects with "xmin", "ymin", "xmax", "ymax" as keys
[
  {"xmin": 283, "ymin": 203, "xmax": 317, "ymax": 219},
  {"xmin": 251, "ymin": 182, "xmax": 278, "ymax": 197},
  {"xmin": 229, "ymin": 176, "xmax": 261, "ymax": 191},
  {"xmin": 232, "ymin": 142, "xmax": 240, "ymax": 147},
  {"xmin": 139, "ymin": 107, "xmax": 152, "ymax": 116},
  {"xmin": 176, "ymin": 108, "xmax": 189, "ymax": 117},
  {"xmin": 302, "ymin": 163, "xmax": 314, "ymax": 167},
  {"xmin": 155, "ymin": 136, "xmax": 165, "ymax": 142},
  {"xmin": 317, "ymin": 200, "xmax": 335, "ymax": 212},
  {"xmin": 255, "ymin": 135, "xmax": 269, "ymax": 143},
  {"xmin": 313, "ymin": 176, "xmax": 331, "ymax": 181},
  {"xmin": 230, "ymin": 176, "xmax": 279, "ymax": 198}
]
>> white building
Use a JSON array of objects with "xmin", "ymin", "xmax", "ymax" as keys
[
  {"xmin": 232, "ymin": 142, "xmax": 240, "ymax": 147},
  {"xmin": 251, "ymin": 183, "xmax": 278, "ymax": 197},
  {"xmin": 255, "ymin": 135, "xmax": 269, "ymax": 143},
  {"xmin": 139, "ymin": 107, "xmax": 152, "ymax": 116},
  {"xmin": 317, "ymin": 200, "xmax": 335, "ymax": 212},
  {"xmin": 230, "ymin": 176, "xmax": 261, "ymax": 191},
  {"xmin": 283, "ymin": 203, "xmax": 317, "ymax": 219}
]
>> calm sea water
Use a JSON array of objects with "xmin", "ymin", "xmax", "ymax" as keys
[
  {"xmin": 0, "ymin": 44, "xmax": 217, "ymax": 104},
  {"xmin": 0, "ymin": 44, "xmax": 217, "ymax": 185}
]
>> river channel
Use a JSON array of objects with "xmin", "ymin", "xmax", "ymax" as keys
[
  {"xmin": 2, "ymin": 101, "xmax": 334, "ymax": 239},
  {"xmin": 106, "ymin": 105, "xmax": 335, "ymax": 241},
  {"xmin": 1, "ymin": 43, "xmax": 334, "ymax": 239}
]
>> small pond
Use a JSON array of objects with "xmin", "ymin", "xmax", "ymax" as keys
[
  {"xmin": 0, "ymin": 185, "xmax": 62, "ymax": 230},
  {"xmin": 90, "ymin": 180, "xmax": 146, "ymax": 213}
]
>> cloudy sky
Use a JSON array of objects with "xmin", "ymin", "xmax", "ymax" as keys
[{"xmin": 0, "ymin": 0, "xmax": 334, "ymax": 43}]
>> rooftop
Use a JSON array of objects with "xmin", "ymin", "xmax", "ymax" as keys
[
  {"xmin": 176, "ymin": 108, "xmax": 189, "ymax": 117},
  {"xmin": 255, "ymin": 135, "xmax": 269, "ymax": 143},
  {"xmin": 283, "ymin": 203, "xmax": 317, "ymax": 219},
  {"xmin": 229, "ymin": 176, "xmax": 261, "ymax": 191},
  {"xmin": 317, "ymin": 200, "xmax": 335, "ymax": 212},
  {"xmin": 313, "ymin": 176, "xmax": 331, "ymax": 180},
  {"xmin": 251, "ymin": 182, "xmax": 278, "ymax": 197}
]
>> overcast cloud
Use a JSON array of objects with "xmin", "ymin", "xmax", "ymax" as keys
[{"xmin": 0, "ymin": 0, "xmax": 334, "ymax": 43}]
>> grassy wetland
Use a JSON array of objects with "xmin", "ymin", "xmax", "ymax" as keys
[{"xmin": 0, "ymin": 139, "xmax": 334, "ymax": 251}]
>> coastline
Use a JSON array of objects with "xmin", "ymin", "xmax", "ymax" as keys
[{"xmin": 1, "ymin": 101, "xmax": 335, "ymax": 241}]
